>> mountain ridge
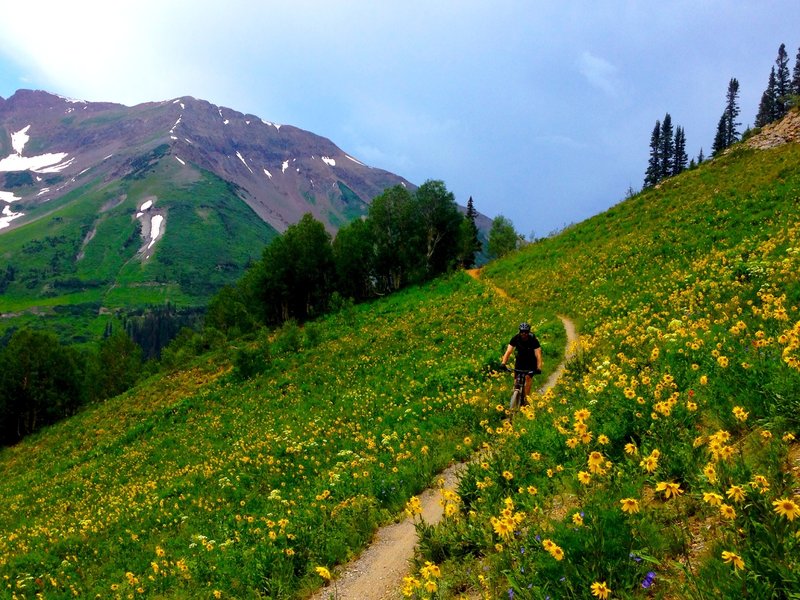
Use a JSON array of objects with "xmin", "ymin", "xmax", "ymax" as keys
[{"xmin": 0, "ymin": 89, "xmax": 415, "ymax": 234}]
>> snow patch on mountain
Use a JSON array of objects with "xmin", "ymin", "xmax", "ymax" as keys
[
  {"xmin": 0, "ymin": 152, "xmax": 72, "ymax": 173},
  {"xmin": 0, "ymin": 190, "xmax": 21, "ymax": 203},
  {"xmin": 322, "ymin": 156, "xmax": 336, "ymax": 167},
  {"xmin": 345, "ymin": 154, "xmax": 366, "ymax": 166},
  {"xmin": 0, "ymin": 204, "xmax": 24, "ymax": 229},
  {"xmin": 149, "ymin": 215, "xmax": 164, "ymax": 249},
  {"xmin": 236, "ymin": 151, "xmax": 253, "ymax": 173},
  {"xmin": 12, "ymin": 125, "xmax": 31, "ymax": 154},
  {"xmin": 1, "ymin": 125, "xmax": 72, "ymax": 174}
]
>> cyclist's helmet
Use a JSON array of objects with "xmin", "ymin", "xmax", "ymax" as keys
[{"xmin": 519, "ymin": 322, "xmax": 531, "ymax": 333}]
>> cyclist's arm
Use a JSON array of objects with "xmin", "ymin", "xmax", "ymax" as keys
[
  {"xmin": 501, "ymin": 344, "xmax": 514, "ymax": 366},
  {"xmin": 535, "ymin": 347, "xmax": 543, "ymax": 371}
]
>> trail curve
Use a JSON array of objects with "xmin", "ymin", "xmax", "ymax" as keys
[{"xmin": 310, "ymin": 272, "xmax": 578, "ymax": 600}]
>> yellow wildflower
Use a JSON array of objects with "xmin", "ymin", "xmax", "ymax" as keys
[
  {"xmin": 772, "ymin": 498, "xmax": 800, "ymax": 521},
  {"xmin": 590, "ymin": 581, "xmax": 612, "ymax": 599},
  {"xmin": 726, "ymin": 485, "xmax": 746, "ymax": 503},
  {"xmin": 722, "ymin": 551, "xmax": 745, "ymax": 570},
  {"xmin": 620, "ymin": 498, "xmax": 640, "ymax": 514},
  {"xmin": 655, "ymin": 481, "xmax": 683, "ymax": 499}
]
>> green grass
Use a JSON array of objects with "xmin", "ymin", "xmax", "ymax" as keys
[
  {"xmin": 1, "ymin": 130, "xmax": 800, "ymax": 599},
  {"xmin": 0, "ymin": 158, "xmax": 277, "ymax": 343},
  {"xmin": 0, "ymin": 272, "xmax": 564, "ymax": 598}
]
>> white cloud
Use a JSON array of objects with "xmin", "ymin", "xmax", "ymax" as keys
[{"xmin": 577, "ymin": 51, "xmax": 620, "ymax": 97}]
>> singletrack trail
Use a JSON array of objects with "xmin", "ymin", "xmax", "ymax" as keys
[{"xmin": 310, "ymin": 272, "xmax": 578, "ymax": 600}]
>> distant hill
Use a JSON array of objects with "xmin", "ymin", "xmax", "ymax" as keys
[
  {"xmin": 0, "ymin": 90, "xmax": 415, "ymax": 233},
  {"xmin": 0, "ymin": 90, "xmax": 424, "ymax": 340}
]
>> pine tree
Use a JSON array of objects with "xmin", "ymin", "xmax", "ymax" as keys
[
  {"xmin": 711, "ymin": 114, "xmax": 728, "ymax": 156},
  {"xmin": 673, "ymin": 126, "xmax": 688, "ymax": 176},
  {"xmin": 659, "ymin": 113, "xmax": 674, "ymax": 181},
  {"xmin": 755, "ymin": 67, "xmax": 778, "ymax": 127},
  {"xmin": 712, "ymin": 78, "xmax": 740, "ymax": 156},
  {"xmin": 775, "ymin": 43, "xmax": 791, "ymax": 118},
  {"xmin": 724, "ymin": 78, "xmax": 741, "ymax": 145},
  {"xmin": 792, "ymin": 46, "xmax": 800, "ymax": 96},
  {"xmin": 697, "ymin": 148, "xmax": 705, "ymax": 164},
  {"xmin": 643, "ymin": 120, "xmax": 661, "ymax": 188},
  {"xmin": 458, "ymin": 196, "xmax": 481, "ymax": 269}
]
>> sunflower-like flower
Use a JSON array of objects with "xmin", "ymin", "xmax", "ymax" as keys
[{"xmin": 772, "ymin": 498, "xmax": 800, "ymax": 521}]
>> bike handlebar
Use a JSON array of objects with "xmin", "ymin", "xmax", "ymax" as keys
[{"xmin": 503, "ymin": 365, "xmax": 540, "ymax": 375}]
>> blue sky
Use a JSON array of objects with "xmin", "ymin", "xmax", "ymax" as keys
[{"xmin": 1, "ymin": 1, "xmax": 798, "ymax": 237}]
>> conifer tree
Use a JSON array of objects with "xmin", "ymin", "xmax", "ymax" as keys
[
  {"xmin": 458, "ymin": 196, "xmax": 481, "ymax": 269},
  {"xmin": 711, "ymin": 114, "xmax": 728, "ymax": 156},
  {"xmin": 697, "ymin": 148, "xmax": 705, "ymax": 164},
  {"xmin": 724, "ymin": 78, "xmax": 741, "ymax": 145},
  {"xmin": 792, "ymin": 46, "xmax": 800, "ymax": 96},
  {"xmin": 755, "ymin": 67, "xmax": 778, "ymax": 127},
  {"xmin": 673, "ymin": 126, "xmax": 688, "ymax": 176},
  {"xmin": 659, "ymin": 113, "xmax": 674, "ymax": 181},
  {"xmin": 712, "ymin": 78, "xmax": 740, "ymax": 156},
  {"xmin": 775, "ymin": 43, "xmax": 791, "ymax": 118},
  {"xmin": 643, "ymin": 120, "xmax": 661, "ymax": 188}
]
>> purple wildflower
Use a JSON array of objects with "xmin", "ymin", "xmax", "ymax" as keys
[{"xmin": 642, "ymin": 571, "xmax": 656, "ymax": 589}]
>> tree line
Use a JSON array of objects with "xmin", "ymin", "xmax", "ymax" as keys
[
  {"xmin": 205, "ymin": 179, "xmax": 483, "ymax": 331},
  {"xmin": 0, "ymin": 328, "xmax": 143, "ymax": 446},
  {"xmin": 644, "ymin": 42, "xmax": 800, "ymax": 189}
]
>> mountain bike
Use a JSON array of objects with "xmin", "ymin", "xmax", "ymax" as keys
[{"xmin": 505, "ymin": 366, "xmax": 539, "ymax": 414}]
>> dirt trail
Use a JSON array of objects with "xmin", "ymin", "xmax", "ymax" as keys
[{"xmin": 311, "ymin": 272, "xmax": 578, "ymax": 600}]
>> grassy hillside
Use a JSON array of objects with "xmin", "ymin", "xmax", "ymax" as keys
[
  {"xmin": 0, "ymin": 158, "xmax": 277, "ymax": 343},
  {"xmin": 402, "ymin": 139, "xmax": 800, "ymax": 597},
  {"xmin": 0, "ymin": 272, "xmax": 566, "ymax": 598},
  {"xmin": 1, "ymin": 125, "xmax": 799, "ymax": 599}
]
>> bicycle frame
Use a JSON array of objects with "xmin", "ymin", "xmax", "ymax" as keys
[{"xmin": 507, "ymin": 367, "xmax": 537, "ymax": 413}]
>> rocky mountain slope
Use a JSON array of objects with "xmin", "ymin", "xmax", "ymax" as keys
[{"xmin": 0, "ymin": 89, "xmax": 413, "ymax": 234}]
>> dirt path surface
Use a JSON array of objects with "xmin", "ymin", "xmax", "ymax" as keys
[{"xmin": 311, "ymin": 273, "xmax": 578, "ymax": 600}]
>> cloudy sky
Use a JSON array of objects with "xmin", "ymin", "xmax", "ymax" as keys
[{"xmin": 1, "ymin": 1, "xmax": 798, "ymax": 237}]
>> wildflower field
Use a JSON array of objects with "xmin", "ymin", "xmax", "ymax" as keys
[
  {"xmin": 2, "ymin": 131, "xmax": 800, "ymax": 600},
  {"xmin": 402, "ymin": 141, "xmax": 800, "ymax": 598},
  {"xmin": 0, "ymin": 273, "xmax": 565, "ymax": 599}
]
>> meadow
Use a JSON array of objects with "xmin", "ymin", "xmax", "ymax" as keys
[
  {"xmin": 0, "ymin": 272, "xmax": 565, "ymax": 599},
  {"xmin": 1, "ymin": 128, "xmax": 799, "ymax": 599},
  {"xmin": 401, "ymin": 141, "xmax": 800, "ymax": 598}
]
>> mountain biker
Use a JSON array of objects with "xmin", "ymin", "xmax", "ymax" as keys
[{"xmin": 500, "ymin": 322, "xmax": 542, "ymax": 398}]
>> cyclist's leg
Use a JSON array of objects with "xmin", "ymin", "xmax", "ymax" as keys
[{"xmin": 524, "ymin": 374, "xmax": 533, "ymax": 398}]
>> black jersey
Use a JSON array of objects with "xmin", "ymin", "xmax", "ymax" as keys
[{"xmin": 508, "ymin": 333, "xmax": 541, "ymax": 370}]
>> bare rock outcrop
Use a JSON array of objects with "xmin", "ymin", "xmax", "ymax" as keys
[{"xmin": 746, "ymin": 108, "xmax": 800, "ymax": 150}]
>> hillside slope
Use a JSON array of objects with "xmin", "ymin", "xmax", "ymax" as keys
[
  {"xmin": 421, "ymin": 112, "xmax": 800, "ymax": 597},
  {"xmin": 0, "ymin": 112, "xmax": 799, "ymax": 599}
]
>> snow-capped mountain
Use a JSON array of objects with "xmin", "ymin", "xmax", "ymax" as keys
[{"xmin": 0, "ymin": 89, "xmax": 412, "ymax": 235}]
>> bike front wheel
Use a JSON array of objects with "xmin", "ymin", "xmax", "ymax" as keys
[{"xmin": 509, "ymin": 389, "xmax": 521, "ymax": 411}]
